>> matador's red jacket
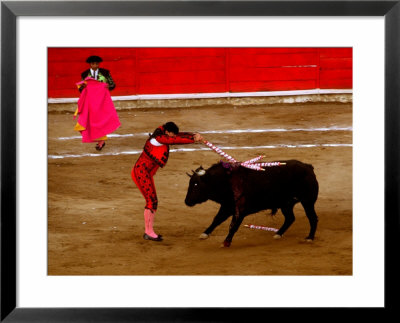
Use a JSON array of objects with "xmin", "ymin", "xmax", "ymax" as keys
[{"xmin": 143, "ymin": 125, "xmax": 195, "ymax": 167}]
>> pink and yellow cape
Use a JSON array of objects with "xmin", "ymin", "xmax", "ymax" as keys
[{"xmin": 74, "ymin": 77, "xmax": 120, "ymax": 143}]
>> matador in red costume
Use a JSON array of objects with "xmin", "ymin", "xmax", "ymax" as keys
[{"xmin": 132, "ymin": 122, "xmax": 204, "ymax": 241}]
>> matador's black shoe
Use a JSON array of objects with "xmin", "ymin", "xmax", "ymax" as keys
[
  {"xmin": 143, "ymin": 233, "xmax": 163, "ymax": 241},
  {"xmin": 95, "ymin": 142, "xmax": 106, "ymax": 151}
]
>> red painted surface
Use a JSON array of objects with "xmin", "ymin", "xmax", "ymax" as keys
[{"xmin": 48, "ymin": 48, "xmax": 352, "ymax": 98}]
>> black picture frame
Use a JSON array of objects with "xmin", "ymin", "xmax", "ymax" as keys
[{"xmin": 1, "ymin": 1, "xmax": 398, "ymax": 321}]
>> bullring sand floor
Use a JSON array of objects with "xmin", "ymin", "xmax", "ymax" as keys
[{"xmin": 48, "ymin": 102, "xmax": 352, "ymax": 275}]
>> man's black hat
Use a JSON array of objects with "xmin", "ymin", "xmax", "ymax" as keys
[{"xmin": 86, "ymin": 55, "xmax": 103, "ymax": 63}]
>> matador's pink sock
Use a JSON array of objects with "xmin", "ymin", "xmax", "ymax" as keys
[{"xmin": 144, "ymin": 209, "xmax": 158, "ymax": 238}]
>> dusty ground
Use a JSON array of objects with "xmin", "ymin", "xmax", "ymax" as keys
[{"xmin": 48, "ymin": 102, "xmax": 352, "ymax": 275}]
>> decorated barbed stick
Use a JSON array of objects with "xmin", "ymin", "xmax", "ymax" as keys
[
  {"xmin": 243, "ymin": 155, "xmax": 265, "ymax": 164},
  {"xmin": 244, "ymin": 224, "xmax": 279, "ymax": 232},
  {"xmin": 203, "ymin": 140, "xmax": 265, "ymax": 171},
  {"xmin": 203, "ymin": 140, "xmax": 286, "ymax": 171},
  {"xmin": 244, "ymin": 162, "xmax": 287, "ymax": 167},
  {"xmin": 203, "ymin": 140, "xmax": 238, "ymax": 163},
  {"xmin": 239, "ymin": 162, "xmax": 264, "ymax": 171}
]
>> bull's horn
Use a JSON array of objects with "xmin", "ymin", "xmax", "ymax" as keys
[
  {"xmin": 196, "ymin": 169, "xmax": 206, "ymax": 176},
  {"xmin": 186, "ymin": 172, "xmax": 192, "ymax": 177}
]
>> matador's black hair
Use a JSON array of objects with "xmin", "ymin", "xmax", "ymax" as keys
[
  {"xmin": 163, "ymin": 122, "xmax": 179, "ymax": 134},
  {"xmin": 149, "ymin": 122, "xmax": 179, "ymax": 139}
]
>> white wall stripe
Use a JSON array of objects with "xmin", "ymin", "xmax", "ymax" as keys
[{"xmin": 48, "ymin": 89, "xmax": 353, "ymax": 104}]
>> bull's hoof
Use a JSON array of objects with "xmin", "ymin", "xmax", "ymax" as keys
[
  {"xmin": 220, "ymin": 241, "xmax": 231, "ymax": 248},
  {"xmin": 199, "ymin": 233, "xmax": 209, "ymax": 240},
  {"xmin": 273, "ymin": 234, "xmax": 282, "ymax": 239},
  {"xmin": 305, "ymin": 237, "xmax": 314, "ymax": 242}
]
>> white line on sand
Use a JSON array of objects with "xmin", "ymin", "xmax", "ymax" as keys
[
  {"xmin": 48, "ymin": 143, "xmax": 352, "ymax": 159},
  {"xmin": 56, "ymin": 126, "xmax": 352, "ymax": 141}
]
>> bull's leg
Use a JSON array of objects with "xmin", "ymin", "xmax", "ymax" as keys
[
  {"xmin": 220, "ymin": 171, "xmax": 246, "ymax": 247},
  {"xmin": 221, "ymin": 179, "xmax": 246, "ymax": 247},
  {"xmin": 222, "ymin": 214, "xmax": 245, "ymax": 247},
  {"xmin": 200, "ymin": 205, "xmax": 232, "ymax": 239},
  {"xmin": 301, "ymin": 201, "xmax": 318, "ymax": 241},
  {"xmin": 275, "ymin": 203, "xmax": 295, "ymax": 239}
]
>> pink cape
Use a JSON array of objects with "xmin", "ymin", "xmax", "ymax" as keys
[{"xmin": 76, "ymin": 78, "xmax": 120, "ymax": 143}]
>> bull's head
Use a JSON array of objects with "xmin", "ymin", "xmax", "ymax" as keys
[{"xmin": 184, "ymin": 166, "xmax": 209, "ymax": 207}]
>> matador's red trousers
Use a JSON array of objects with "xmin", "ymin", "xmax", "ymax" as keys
[{"xmin": 131, "ymin": 152, "xmax": 160, "ymax": 211}]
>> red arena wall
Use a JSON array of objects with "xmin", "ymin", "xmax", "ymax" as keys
[{"xmin": 48, "ymin": 48, "xmax": 352, "ymax": 99}]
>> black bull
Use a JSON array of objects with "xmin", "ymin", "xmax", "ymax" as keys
[{"xmin": 185, "ymin": 160, "xmax": 319, "ymax": 247}]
